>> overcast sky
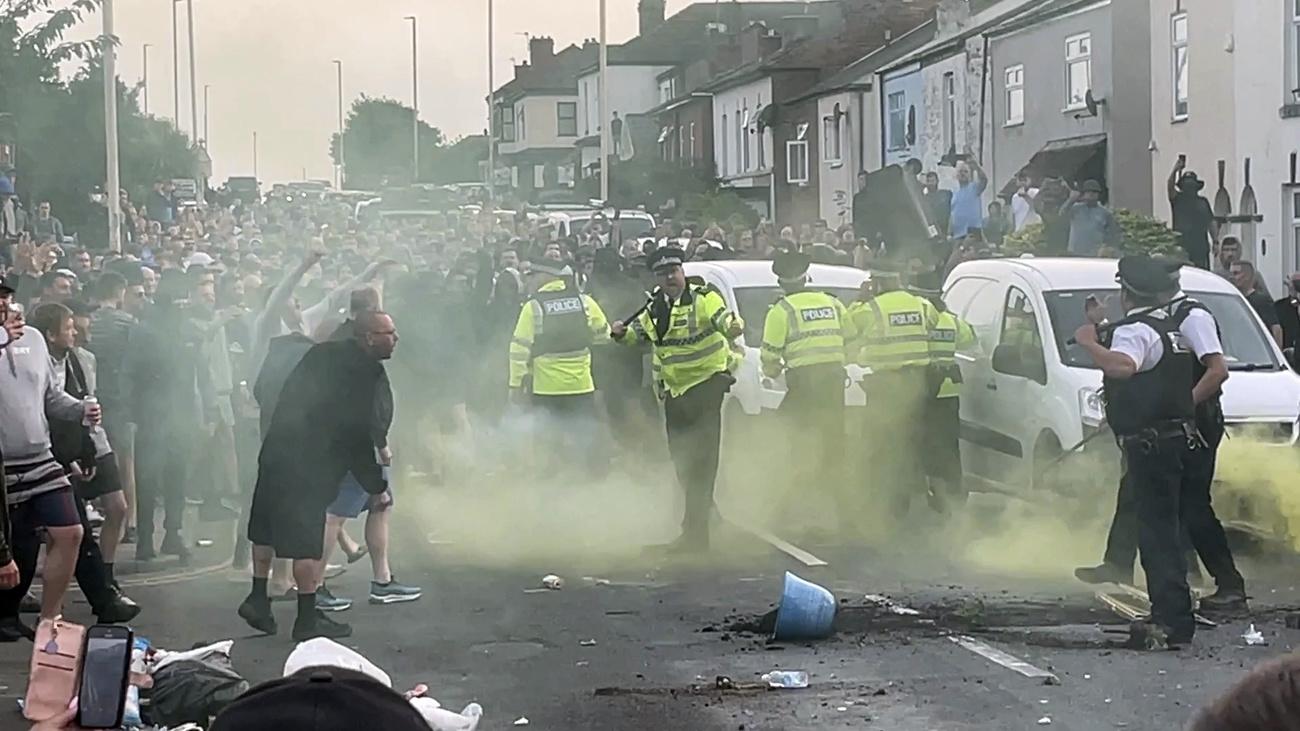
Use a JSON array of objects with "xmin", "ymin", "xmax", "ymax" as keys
[{"xmin": 74, "ymin": 0, "xmax": 709, "ymax": 184}]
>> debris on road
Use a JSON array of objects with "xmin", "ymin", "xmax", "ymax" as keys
[
  {"xmin": 410, "ymin": 697, "xmax": 484, "ymax": 731},
  {"xmin": 579, "ymin": 639, "xmax": 598, "ymax": 647},
  {"xmin": 1285, "ymin": 614, "xmax": 1300, "ymax": 629},
  {"xmin": 773, "ymin": 572, "xmax": 837, "ymax": 641},
  {"xmin": 1242, "ymin": 624, "xmax": 1268, "ymax": 646},
  {"xmin": 1037, "ymin": 716, "xmax": 1052, "ymax": 725},
  {"xmin": 513, "ymin": 717, "xmax": 530, "ymax": 726},
  {"xmin": 864, "ymin": 594, "xmax": 920, "ymax": 616},
  {"xmin": 541, "ymin": 574, "xmax": 565, "ymax": 590},
  {"xmin": 582, "ymin": 576, "xmax": 612, "ymax": 586},
  {"xmin": 761, "ymin": 670, "xmax": 810, "ymax": 689}
]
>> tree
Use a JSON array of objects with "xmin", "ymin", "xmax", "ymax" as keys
[
  {"xmin": 1, "ymin": 0, "xmax": 197, "ymax": 245},
  {"xmin": 1002, "ymin": 210, "xmax": 1184, "ymax": 259},
  {"xmin": 330, "ymin": 96, "xmax": 445, "ymax": 189},
  {"xmin": 427, "ymin": 134, "xmax": 488, "ymax": 185}
]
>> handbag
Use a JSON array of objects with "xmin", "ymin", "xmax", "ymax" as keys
[{"xmin": 24, "ymin": 617, "xmax": 85, "ymax": 721}]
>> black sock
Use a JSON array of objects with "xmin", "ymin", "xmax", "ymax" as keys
[
  {"xmin": 104, "ymin": 563, "xmax": 114, "ymax": 584},
  {"xmin": 296, "ymin": 592, "xmax": 316, "ymax": 623},
  {"xmin": 250, "ymin": 577, "xmax": 268, "ymax": 602}
]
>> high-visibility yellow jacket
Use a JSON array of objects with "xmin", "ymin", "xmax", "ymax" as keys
[
  {"xmin": 930, "ymin": 310, "xmax": 977, "ymax": 399},
  {"xmin": 509, "ymin": 280, "xmax": 610, "ymax": 395},
  {"xmin": 760, "ymin": 289, "xmax": 855, "ymax": 378},
  {"xmin": 620, "ymin": 286, "xmax": 742, "ymax": 398},
  {"xmin": 849, "ymin": 289, "xmax": 938, "ymax": 372}
]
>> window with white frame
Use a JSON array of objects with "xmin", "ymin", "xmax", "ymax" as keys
[
  {"xmin": 1291, "ymin": 0, "xmax": 1300, "ymax": 99},
  {"xmin": 517, "ymin": 106, "xmax": 527, "ymax": 141},
  {"xmin": 1291, "ymin": 188, "xmax": 1300, "ymax": 275},
  {"xmin": 1172, "ymin": 13, "xmax": 1189, "ymax": 119},
  {"xmin": 1066, "ymin": 33, "xmax": 1092, "ymax": 109},
  {"xmin": 533, "ymin": 166, "xmax": 545, "ymax": 188},
  {"xmin": 757, "ymin": 122, "xmax": 766, "ymax": 169},
  {"xmin": 787, "ymin": 140, "xmax": 809, "ymax": 184},
  {"xmin": 679, "ymin": 125, "xmax": 688, "ymax": 161},
  {"xmin": 721, "ymin": 113, "xmax": 729, "ymax": 176},
  {"xmin": 742, "ymin": 108, "xmax": 752, "ymax": 172},
  {"xmin": 658, "ymin": 78, "xmax": 674, "ymax": 104},
  {"xmin": 823, "ymin": 104, "xmax": 843, "ymax": 163},
  {"xmin": 736, "ymin": 107, "xmax": 745, "ymax": 172},
  {"xmin": 689, "ymin": 122, "xmax": 697, "ymax": 160},
  {"xmin": 1005, "ymin": 64, "xmax": 1025, "ymax": 125},
  {"xmin": 942, "ymin": 73, "xmax": 956, "ymax": 152},
  {"xmin": 887, "ymin": 91, "xmax": 907, "ymax": 150},
  {"xmin": 500, "ymin": 105, "xmax": 515, "ymax": 142}
]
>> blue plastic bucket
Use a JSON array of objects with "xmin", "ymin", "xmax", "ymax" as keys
[{"xmin": 773, "ymin": 571, "xmax": 837, "ymax": 641}]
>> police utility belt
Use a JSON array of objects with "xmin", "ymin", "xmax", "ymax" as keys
[{"xmin": 1117, "ymin": 419, "xmax": 1205, "ymax": 453}]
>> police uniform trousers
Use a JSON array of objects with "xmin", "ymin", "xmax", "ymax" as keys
[
  {"xmin": 781, "ymin": 363, "xmax": 846, "ymax": 496},
  {"xmin": 923, "ymin": 395, "xmax": 963, "ymax": 500},
  {"xmin": 1101, "ymin": 403, "xmax": 1244, "ymax": 593},
  {"xmin": 663, "ymin": 374, "xmax": 732, "ymax": 545},
  {"xmin": 1121, "ymin": 427, "xmax": 1198, "ymax": 640},
  {"xmin": 863, "ymin": 367, "xmax": 929, "ymax": 514}
]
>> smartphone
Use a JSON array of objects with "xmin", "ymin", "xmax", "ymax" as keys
[
  {"xmin": 76, "ymin": 625, "xmax": 133, "ymax": 728},
  {"xmin": 1178, "ymin": 153, "xmax": 1187, "ymax": 166}
]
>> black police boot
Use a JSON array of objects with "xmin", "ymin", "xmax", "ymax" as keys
[{"xmin": 1199, "ymin": 587, "xmax": 1248, "ymax": 612}]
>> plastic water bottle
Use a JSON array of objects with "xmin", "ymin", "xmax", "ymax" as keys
[
  {"xmin": 82, "ymin": 396, "xmax": 97, "ymax": 427},
  {"xmin": 761, "ymin": 670, "xmax": 810, "ymax": 689}
]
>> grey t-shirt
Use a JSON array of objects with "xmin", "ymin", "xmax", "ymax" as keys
[{"xmin": 1066, "ymin": 203, "xmax": 1120, "ymax": 257}]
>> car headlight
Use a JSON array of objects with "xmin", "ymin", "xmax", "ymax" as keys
[{"xmin": 1079, "ymin": 388, "xmax": 1105, "ymax": 428}]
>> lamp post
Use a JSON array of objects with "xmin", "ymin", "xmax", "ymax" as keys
[
  {"xmin": 487, "ymin": 0, "xmax": 495, "ymax": 202},
  {"xmin": 404, "ymin": 15, "xmax": 419, "ymax": 184},
  {"xmin": 202, "ymin": 84, "xmax": 210, "ymax": 146},
  {"xmin": 104, "ymin": 0, "xmax": 122, "ymax": 252},
  {"xmin": 186, "ymin": 0, "xmax": 198, "ymax": 144},
  {"xmin": 598, "ymin": 0, "xmax": 609, "ymax": 202},
  {"xmin": 333, "ymin": 60, "xmax": 345, "ymax": 189},
  {"xmin": 142, "ymin": 43, "xmax": 152, "ymax": 115},
  {"xmin": 171, "ymin": 0, "xmax": 181, "ymax": 128}
]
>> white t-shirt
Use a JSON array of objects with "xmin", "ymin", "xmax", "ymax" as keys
[{"xmin": 1011, "ymin": 188, "xmax": 1041, "ymax": 231}]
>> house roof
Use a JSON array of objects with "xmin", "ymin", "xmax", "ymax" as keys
[
  {"xmin": 790, "ymin": 19, "xmax": 937, "ymax": 102},
  {"xmin": 700, "ymin": 0, "xmax": 940, "ymax": 95},
  {"xmin": 577, "ymin": 0, "xmax": 844, "ymax": 75},
  {"xmin": 879, "ymin": 0, "xmax": 1091, "ymax": 71},
  {"xmin": 494, "ymin": 43, "xmax": 597, "ymax": 103}
]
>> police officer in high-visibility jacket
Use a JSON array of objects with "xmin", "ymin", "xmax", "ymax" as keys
[
  {"xmin": 919, "ymin": 289, "xmax": 976, "ymax": 512},
  {"xmin": 610, "ymin": 247, "xmax": 743, "ymax": 553},
  {"xmin": 848, "ymin": 269, "xmax": 938, "ymax": 515},
  {"xmin": 509, "ymin": 259, "xmax": 610, "ymax": 473},
  {"xmin": 761, "ymin": 250, "xmax": 856, "ymax": 497}
]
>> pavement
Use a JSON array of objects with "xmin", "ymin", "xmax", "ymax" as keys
[{"xmin": 4, "ymin": 478, "xmax": 1300, "ymax": 730}]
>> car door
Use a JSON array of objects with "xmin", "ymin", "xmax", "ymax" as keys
[
  {"xmin": 946, "ymin": 276, "xmax": 1006, "ymax": 482},
  {"xmin": 981, "ymin": 282, "xmax": 1052, "ymax": 489}
]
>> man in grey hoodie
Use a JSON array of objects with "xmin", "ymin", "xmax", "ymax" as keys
[{"xmin": 0, "ymin": 283, "xmax": 99, "ymax": 637}]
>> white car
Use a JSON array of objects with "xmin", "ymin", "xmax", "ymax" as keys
[
  {"xmin": 943, "ymin": 257, "xmax": 1300, "ymax": 497},
  {"xmin": 546, "ymin": 210, "xmax": 656, "ymax": 241},
  {"xmin": 684, "ymin": 260, "xmax": 869, "ymax": 415}
]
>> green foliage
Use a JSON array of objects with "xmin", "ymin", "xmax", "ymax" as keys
[
  {"xmin": 330, "ymin": 96, "xmax": 446, "ymax": 189},
  {"xmin": 680, "ymin": 189, "xmax": 759, "ymax": 230},
  {"xmin": 1001, "ymin": 210, "xmax": 1184, "ymax": 259},
  {"xmin": 577, "ymin": 158, "xmax": 728, "ymax": 220},
  {"xmin": 428, "ymin": 135, "xmax": 488, "ymax": 185},
  {"xmin": 1, "ymin": 0, "xmax": 197, "ymax": 245}
]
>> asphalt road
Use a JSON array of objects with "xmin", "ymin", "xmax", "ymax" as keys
[{"xmin": 3, "ymin": 479, "xmax": 1300, "ymax": 731}]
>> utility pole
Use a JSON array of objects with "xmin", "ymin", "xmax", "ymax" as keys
[
  {"xmin": 334, "ymin": 60, "xmax": 345, "ymax": 189},
  {"xmin": 202, "ymin": 84, "xmax": 210, "ymax": 145},
  {"xmin": 598, "ymin": 0, "xmax": 609, "ymax": 203},
  {"xmin": 404, "ymin": 16, "xmax": 419, "ymax": 184},
  {"xmin": 186, "ymin": 0, "xmax": 198, "ymax": 146},
  {"xmin": 171, "ymin": 0, "xmax": 181, "ymax": 128},
  {"xmin": 487, "ymin": 0, "xmax": 495, "ymax": 203},
  {"xmin": 142, "ymin": 43, "xmax": 152, "ymax": 115},
  {"xmin": 103, "ymin": 0, "xmax": 122, "ymax": 252},
  {"xmin": 252, "ymin": 131, "xmax": 258, "ymax": 179}
]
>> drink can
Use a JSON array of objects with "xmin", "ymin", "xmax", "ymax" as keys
[{"xmin": 83, "ymin": 396, "xmax": 98, "ymax": 427}]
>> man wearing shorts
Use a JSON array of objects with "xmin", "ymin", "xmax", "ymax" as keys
[
  {"xmin": 239, "ymin": 311, "xmax": 398, "ymax": 641},
  {"xmin": 0, "ymin": 294, "xmax": 100, "ymax": 639}
]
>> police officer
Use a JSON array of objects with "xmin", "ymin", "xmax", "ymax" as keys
[
  {"xmin": 509, "ymin": 259, "xmax": 610, "ymax": 475},
  {"xmin": 919, "ymin": 289, "xmax": 976, "ymax": 512},
  {"xmin": 761, "ymin": 250, "xmax": 856, "ymax": 506},
  {"xmin": 849, "ymin": 269, "xmax": 938, "ymax": 514},
  {"xmin": 610, "ymin": 247, "xmax": 743, "ymax": 552},
  {"xmin": 1072, "ymin": 255, "xmax": 1199, "ymax": 647},
  {"xmin": 1075, "ymin": 259, "xmax": 1247, "ymax": 611}
]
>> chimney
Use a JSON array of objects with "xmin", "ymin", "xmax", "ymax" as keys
[
  {"xmin": 936, "ymin": 0, "xmax": 974, "ymax": 35},
  {"xmin": 740, "ymin": 21, "xmax": 781, "ymax": 65},
  {"xmin": 529, "ymin": 36, "xmax": 555, "ymax": 66},
  {"xmin": 638, "ymin": 0, "xmax": 666, "ymax": 36}
]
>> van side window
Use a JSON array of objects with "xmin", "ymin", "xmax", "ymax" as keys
[
  {"xmin": 1001, "ymin": 287, "xmax": 1044, "ymax": 365},
  {"xmin": 961, "ymin": 281, "xmax": 1004, "ymax": 353}
]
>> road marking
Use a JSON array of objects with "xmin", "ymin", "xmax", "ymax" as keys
[
  {"xmin": 725, "ymin": 518, "xmax": 828, "ymax": 567},
  {"xmin": 117, "ymin": 560, "xmax": 232, "ymax": 588},
  {"xmin": 949, "ymin": 635, "xmax": 1060, "ymax": 684}
]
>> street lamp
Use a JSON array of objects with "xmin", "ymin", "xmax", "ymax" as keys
[
  {"xmin": 171, "ymin": 0, "xmax": 181, "ymax": 129},
  {"xmin": 598, "ymin": 0, "xmax": 609, "ymax": 202},
  {"xmin": 333, "ymin": 59, "xmax": 345, "ymax": 189},
  {"xmin": 103, "ymin": 0, "xmax": 122, "ymax": 252},
  {"xmin": 404, "ymin": 15, "xmax": 418, "ymax": 184},
  {"xmin": 142, "ymin": 43, "xmax": 152, "ymax": 115},
  {"xmin": 186, "ymin": 0, "xmax": 198, "ymax": 144},
  {"xmin": 487, "ymin": 0, "xmax": 495, "ymax": 202},
  {"xmin": 202, "ymin": 83, "xmax": 210, "ymax": 146}
]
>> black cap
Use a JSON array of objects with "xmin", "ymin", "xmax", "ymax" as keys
[
  {"xmin": 647, "ymin": 246, "xmax": 686, "ymax": 273},
  {"xmin": 1080, "ymin": 179, "xmax": 1104, "ymax": 193},
  {"xmin": 210, "ymin": 667, "xmax": 430, "ymax": 731},
  {"xmin": 771, "ymin": 249, "xmax": 811, "ymax": 280},
  {"xmin": 0, "ymin": 275, "xmax": 13, "ymax": 296},
  {"xmin": 1116, "ymin": 254, "xmax": 1178, "ymax": 297}
]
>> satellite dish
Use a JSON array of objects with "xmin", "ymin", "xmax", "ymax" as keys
[{"xmin": 1084, "ymin": 89, "xmax": 1106, "ymax": 117}]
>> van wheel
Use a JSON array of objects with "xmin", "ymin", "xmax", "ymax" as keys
[{"xmin": 1030, "ymin": 434, "xmax": 1064, "ymax": 493}]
